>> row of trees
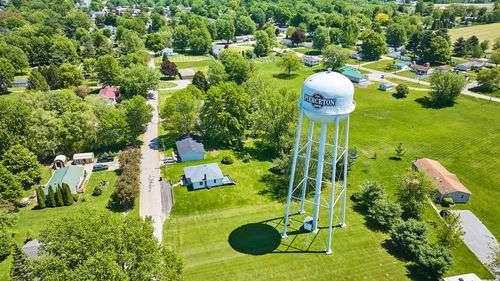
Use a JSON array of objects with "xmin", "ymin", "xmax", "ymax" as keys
[
  {"xmin": 37, "ymin": 183, "xmax": 75, "ymax": 209},
  {"xmin": 114, "ymin": 148, "xmax": 142, "ymax": 206}
]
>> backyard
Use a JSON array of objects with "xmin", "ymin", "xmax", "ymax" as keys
[{"xmin": 161, "ymin": 62, "xmax": 499, "ymax": 280}]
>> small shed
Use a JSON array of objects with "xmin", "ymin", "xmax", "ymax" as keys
[
  {"xmin": 442, "ymin": 273, "xmax": 481, "ymax": 281},
  {"xmin": 53, "ymin": 155, "xmax": 67, "ymax": 169},
  {"xmin": 22, "ymin": 240, "xmax": 43, "ymax": 258},
  {"xmin": 178, "ymin": 69, "xmax": 195, "ymax": 80},
  {"xmin": 98, "ymin": 87, "xmax": 119, "ymax": 105},
  {"xmin": 303, "ymin": 56, "xmax": 321, "ymax": 67},
  {"xmin": 412, "ymin": 158, "xmax": 472, "ymax": 203},
  {"xmin": 379, "ymin": 82, "xmax": 393, "ymax": 91},
  {"xmin": 72, "ymin": 152, "xmax": 94, "ymax": 164},
  {"xmin": 341, "ymin": 69, "xmax": 368, "ymax": 83},
  {"xmin": 435, "ymin": 65, "xmax": 449, "ymax": 72},
  {"xmin": 183, "ymin": 163, "xmax": 224, "ymax": 190},
  {"xmin": 394, "ymin": 61, "xmax": 411, "ymax": 70},
  {"xmin": 11, "ymin": 79, "xmax": 28, "ymax": 88},
  {"xmin": 176, "ymin": 134, "xmax": 205, "ymax": 162}
]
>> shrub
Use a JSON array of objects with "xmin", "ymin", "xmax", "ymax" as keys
[
  {"xmin": 396, "ymin": 84, "xmax": 409, "ymax": 98},
  {"xmin": 72, "ymin": 194, "xmax": 79, "ymax": 202},
  {"xmin": 74, "ymin": 85, "xmax": 90, "ymax": 99},
  {"xmin": 367, "ymin": 198, "xmax": 403, "ymax": 229},
  {"xmin": 442, "ymin": 197, "xmax": 454, "ymax": 206},
  {"xmin": 242, "ymin": 153, "xmax": 252, "ymax": 163},
  {"xmin": 221, "ymin": 155, "xmax": 234, "ymax": 164},
  {"xmin": 351, "ymin": 181, "xmax": 386, "ymax": 206},
  {"xmin": 390, "ymin": 219, "xmax": 428, "ymax": 259},
  {"xmin": 416, "ymin": 244, "xmax": 453, "ymax": 279},
  {"xmin": 93, "ymin": 186, "xmax": 103, "ymax": 196}
]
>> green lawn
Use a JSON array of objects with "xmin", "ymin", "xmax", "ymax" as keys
[
  {"xmin": 161, "ymin": 61, "xmax": 498, "ymax": 280},
  {"xmin": 159, "ymin": 81, "xmax": 177, "ymax": 89},
  {"xmin": 385, "ymin": 77, "xmax": 431, "ymax": 89},
  {"xmin": 0, "ymin": 169, "xmax": 136, "ymax": 279},
  {"xmin": 362, "ymin": 59, "xmax": 400, "ymax": 72},
  {"xmin": 154, "ymin": 53, "xmax": 212, "ymax": 66},
  {"xmin": 395, "ymin": 70, "xmax": 421, "ymax": 78},
  {"xmin": 294, "ymin": 48, "xmax": 321, "ymax": 56},
  {"xmin": 448, "ymin": 22, "xmax": 500, "ymax": 50}
]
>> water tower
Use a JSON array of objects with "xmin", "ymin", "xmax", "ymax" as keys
[{"xmin": 281, "ymin": 70, "xmax": 355, "ymax": 255}]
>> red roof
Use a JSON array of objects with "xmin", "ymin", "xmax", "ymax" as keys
[
  {"xmin": 98, "ymin": 87, "xmax": 119, "ymax": 99},
  {"xmin": 411, "ymin": 65, "xmax": 430, "ymax": 71}
]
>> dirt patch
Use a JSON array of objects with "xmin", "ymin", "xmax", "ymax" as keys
[
  {"xmin": 243, "ymin": 138, "xmax": 252, "ymax": 143},
  {"xmin": 210, "ymin": 150, "xmax": 219, "ymax": 157}
]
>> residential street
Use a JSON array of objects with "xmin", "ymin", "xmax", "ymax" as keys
[{"xmin": 139, "ymin": 58, "xmax": 167, "ymax": 242}]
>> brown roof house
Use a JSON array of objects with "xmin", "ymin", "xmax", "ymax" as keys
[
  {"xmin": 412, "ymin": 158, "xmax": 471, "ymax": 203},
  {"xmin": 179, "ymin": 69, "xmax": 195, "ymax": 80},
  {"xmin": 411, "ymin": 63, "xmax": 433, "ymax": 75}
]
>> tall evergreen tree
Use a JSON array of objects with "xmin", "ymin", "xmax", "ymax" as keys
[
  {"xmin": 453, "ymin": 37, "xmax": 467, "ymax": 57},
  {"xmin": 48, "ymin": 186, "xmax": 56, "ymax": 208},
  {"xmin": 36, "ymin": 187, "xmax": 46, "ymax": 209},
  {"xmin": 10, "ymin": 243, "xmax": 32, "ymax": 281},
  {"xmin": 192, "ymin": 71, "xmax": 208, "ymax": 92},
  {"xmin": 62, "ymin": 183, "xmax": 74, "ymax": 205},
  {"xmin": 40, "ymin": 64, "xmax": 60, "ymax": 90},
  {"xmin": 55, "ymin": 185, "xmax": 64, "ymax": 207},
  {"xmin": 27, "ymin": 69, "xmax": 49, "ymax": 92}
]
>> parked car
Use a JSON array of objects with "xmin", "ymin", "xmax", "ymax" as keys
[
  {"xmin": 92, "ymin": 164, "xmax": 109, "ymax": 172},
  {"xmin": 97, "ymin": 156, "xmax": 114, "ymax": 163},
  {"xmin": 164, "ymin": 157, "xmax": 176, "ymax": 164}
]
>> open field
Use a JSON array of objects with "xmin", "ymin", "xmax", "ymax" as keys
[
  {"xmin": 385, "ymin": 77, "xmax": 431, "ymax": 89},
  {"xmin": 159, "ymin": 81, "xmax": 177, "ymax": 89},
  {"xmin": 0, "ymin": 169, "xmax": 142, "ymax": 279},
  {"xmin": 161, "ymin": 60, "xmax": 498, "ymax": 280},
  {"xmin": 362, "ymin": 59, "xmax": 401, "ymax": 72},
  {"xmin": 449, "ymin": 22, "xmax": 500, "ymax": 48},
  {"xmin": 395, "ymin": 70, "xmax": 421, "ymax": 78}
]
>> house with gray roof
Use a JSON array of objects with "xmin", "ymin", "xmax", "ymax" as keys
[
  {"xmin": 183, "ymin": 163, "xmax": 224, "ymax": 190},
  {"xmin": 176, "ymin": 134, "xmax": 205, "ymax": 162}
]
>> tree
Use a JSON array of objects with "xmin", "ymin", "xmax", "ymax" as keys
[
  {"xmin": 437, "ymin": 212, "xmax": 465, "ymax": 249},
  {"xmin": 150, "ymin": 13, "xmax": 166, "ymax": 33},
  {"xmin": 48, "ymin": 186, "xmax": 56, "ymax": 207},
  {"xmin": 367, "ymin": 198, "xmax": 403, "ymax": 229},
  {"xmin": 489, "ymin": 49, "xmax": 500, "ymax": 66},
  {"xmin": 118, "ymin": 30, "xmax": 144, "ymax": 54},
  {"xmin": 341, "ymin": 17, "xmax": 359, "ymax": 47},
  {"xmin": 453, "ymin": 37, "xmax": 467, "ymax": 57},
  {"xmin": 480, "ymin": 40, "xmax": 490, "ymax": 52},
  {"xmin": 361, "ymin": 31, "xmax": 386, "ymax": 60},
  {"xmin": 278, "ymin": 53, "xmax": 302, "ymax": 76},
  {"xmin": 396, "ymin": 84, "xmax": 409, "ymax": 98},
  {"xmin": 62, "ymin": 183, "xmax": 74, "ymax": 206},
  {"xmin": 477, "ymin": 67, "xmax": 500, "ymax": 92},
  {"xmin": 161, "ymin": 60, "xmax": 178, "ymax": 77},
  {"xmin": 0, "ymin": 210, "xmax": 17, "ymax": 258},
  {"xmin": 351, "ymin": 181, "xmax": 387, "ymax": 206},
  {"xmin": 123, "ymin": 96, "xmax": 153, "ymax": 144},
  {"xmin": 390, "ymin": 219, "xmax": 429, "ymax": 259},
  {"xmin": 74, "ymin": 85, "xmax": 90, "ymax": 99},
  {"xmin": 207, "ymin": 61, "xmax": 227, "ymax": 85},
  {"xmin": 96, "ymin": 55, "xmax": 120, "ymax": 86},
  {"xmin": 55, "ymin": 185, "xmax": 64, "ymax": 207},
  {"xmin": 493, "ymin": 37, "xmax": 500, "ymax": 50},
  {"xmin": 39, "ymin": 64, "xmax": 60, "ymax": 90},
  {"xmin": 27, "ymin": 69, "xmax": 49, "ymax": 92},
  {"xmin": 0, "ymin": 44, "xmax": 29, "ymax": 74},
  {"xmin": 145, "ymin": 33, "xmax": 164, "ymax": 53},
  {"xmin": 407, "ymin": 31, "xmax": 423, "ymax": 58},
  {"xmin": 200, "ymin": 82, "xmax": 250, "ymax": 146},
  {"xmin": 323, "ymin": 45, "xmax": 347, "ymax": 70},
  {"xmin": 429, "ymin": 70, "xmax": 467, "ymax": 105},
  {"xmin": 36, "ymin": 187, "xmax": 46, "ymax": 209},
  {"xmin": 216, "ymin": 19, "xmax": 235, "ymax": 43},
  {"xmin": 192, "ymin": 71, "xmax": 207, "ymax": 92},
  {"xmin": 386, "ymin": 24, "xmax": 407, "ymax": 48},
  {"xmin": 395, "ymin": 142, "xmax": 405, "ymax": 159},
  {"xmin": 0, "ymin": 164, "xmax": 22, "ymax": 201},
  {"xmin": 466, "ymin": 35, "xmax": 479, "ymax": 54},
  {"xmin": 236, "ymin": 16, "xmax": 256, "ymax": 36},
  {"xmin": 58, "ymin": 64, "xmax": 83, "ymax": 89},
  {"xmin": 189, "ymin": 27, "xmax": 212, "ymax": 54},
  {"xmin": 374, "ymin": 13, "xmax": 389, "ymax": 22},
  {"xmin": 471, "ymin": 44, "xmax": 483, "ymax": 58},
  {"xmin": 254, "ymin": 30, "xmax": 270, "ymax": 57},
  {"xmin": 161, "ymin": 86, "xmax": 203, "ymax": 134},
  {"xmin": 286, "ymin": 26, "xmax": 295, "ymax": 39},
  {"xmin": 118, "ymin": 65, "xmax": 160, "ymax": 98},
  {"xmin": 416, "ymin": 244, "xmax": 453, "ymax": 279},
  {"xmin": 30, "ymin": 211, "xmax": 183, "ymax": 280},
  {"xmin": 50, "ymin": 36, "xmax": 78, "ymax": 65},
  {"xmin": 312, "ymin": 26, "xmax": 330, "ymax": 50},
  {"xmin": 251, "ymin": 8, "xmax": 266, "ymax": 27},
  {"xmin": 10, "ymin": 243, "xmax": 32, "ymax": 281},
  {"xmin": 396, "ymin": 170, "xmax": 435, "ymax": 219},
  {"xmin": 2, "ymin": 144, "xmax": 42, "ymax": 189},
  {"xmin": 0, "ymin": 58, "xmax": 15, "ymax": 92},
  {"xmin": 291, "ymin": 29, "xmax": 306, "ymax": 46},
  {"xmin": 220, "ymin": 50, "xmax": 251, "ymax": 84}
]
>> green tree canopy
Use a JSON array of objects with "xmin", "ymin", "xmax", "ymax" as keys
[
  {"xmin": 323, "ymin": 45, "xmax": 347, "ymax": 70},
  {"xmin": 386, "ymin": 23, "xmax": 407, "ymax": 47},
  {"xmin": 58, "ymin": 64, "xmax": 83, "ymax": 89},
  {"xmin": 216, "ymin": 19, "xmax": 235, "ymax": 43},
  {"xmin": 96, "ymin": 55, "xmax": 121, "ymax": 86},
  {"xmin": 189, "ymin": 27, "xmax": 212, "ymax": 55},
  {"xmin": 0, "ymin": 58, "xmax": 15, "ymax": 92},
  {"xmin": 27, "ymin": 69, "xmax": 49, "ymax": 92},
  {"xmin": 312, "ymin": 26, "xmax": 330, "ymax": 50},
  {"xmin": 220, "ymin": 50, "xmax": 251, "ymax": 84},
  {"xmin": 172, "ymin": 25, "xmax": 191, "ymax": 51},
  {"xmin": 235, "ymin": 16, "xmax": 256, "ymax": 36},
  {"xmin": 207, "ymin": 60, "xmax": 227, "ymax": 85},
  {"xmin": 396, "ymin": 170, "xmax": 435, "ymax": 219},
  {"xmin": 254, "ymin": 30, "xmax": 270, "ymax": 57},
  {"xmin": 361, "ymin": 30, "xmax": 386, "ymax": 60},
  {"xmin": 145, "ymin": 33, "xmax": 164, "ymax": 53},
  {"xmin": 477, "ymin": 67, "xmax": 500, "ymax": 92},
  {"xmin": 160, "ymin": 85, "xmax": 203, "ymax": 134},
  {"xmin": 429, "ymin": 70, "xmax": 467, "ymax": 105},
  {"xmin": 123, "ymin": 95, "xmax": 153, "ymax": 144},
  {"xmin": 390, "ymin": 219, "xmax": 429, "ymax": 259},
  {"xmin": 118, "ymin": 65, "xmax": 160, "ymax": 98},
  {"xmin": 2, "ymin": 144, "xmax": 42, "ymax": 189},
  {"xmin": 0, "ymin": 164, "xmax": 22, "ymax": 201},
  {"xmin": 277, "ymin": 53, "xmax": 302, "ymax": 76}
]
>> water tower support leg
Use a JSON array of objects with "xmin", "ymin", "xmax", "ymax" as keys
[
  {"xmin": 299, "ymin": 120, "xmax": 315, "ymax": 214},
  {"xmin": 326, "ymin": 118, "xmax": 340, "ymax": 254},
  {"xmin": 282, "ymin": 111, "xmax": 304, "ymax": 239},
  {"xmin": 341, "ymin": 116, "xmax": 350, "ymax": 228},
  {"xmin": 312, "ymin": 123, "xmax": 327, "ymax": 232}
]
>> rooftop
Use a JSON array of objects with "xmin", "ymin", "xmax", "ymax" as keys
[
  {"xmin": 178, "ymin": 69, "xmax": 195, "ymax": 77},
  {"xmin": 411, "ymin": 65, "xmax": 430, "ymax": 71},
  {"xmin": 46, "ymin": 166, "xmax": 84, "ymax": 194},
  {"xmin": 413, "ymin": 158, "xmax": 471, "ymax": 195},
  {"xmin": 73, "ymin": 152, "xmax": 94, "ymax": 160},
  {"xmin": 303, "ymin": 55, "xmax": 321, "ymax": 62},
  {"xmin": 183, "ymin": 163, "xmax": 223, "ymax": 182},
  {"xmin": 176, "ymin": 134, "xmax": 205, "ymax": 157},
  {"xmin": 98, "ymin": 87, "xmax": 119, "ymax": 99}
]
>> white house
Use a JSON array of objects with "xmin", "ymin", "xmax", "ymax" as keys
[
  {"xmin": 303, "ymin": 55, "xmax": 321, "ymax": 67},
  {"xmin": 183, "ymin": 163, "xmax": 224, "ymax": 190},
  {"xmin": 412, "ymin": 158, "xmax": 472, "ymax": 203}
]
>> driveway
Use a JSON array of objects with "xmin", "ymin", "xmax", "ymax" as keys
[
  {"xmin": 453, "ymin": 210, "xmax": 499, "ymax": 270},
  {"xmin": 158, "ymin": 79, "xmax": 191, "ymax": 91}
]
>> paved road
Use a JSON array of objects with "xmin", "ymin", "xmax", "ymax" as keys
[
  {"xmin": 139, "ymin": 58, "xmax": 166, "ymax": 242},
  {"xmin": 453, "ymin": 210, "xmax": 499, "ymax": 273}
]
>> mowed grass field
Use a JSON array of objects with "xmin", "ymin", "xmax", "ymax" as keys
[
  {"xmin": 154, "ymin": 53, "xmax": 212, "ymax": 73},
  {"xmin": 161, "ymin": 60, "xmax": 498, "ymax": 280},
  {"xmin": 449, "ymin": 22, "xmax": 500, "ymax": 49}
]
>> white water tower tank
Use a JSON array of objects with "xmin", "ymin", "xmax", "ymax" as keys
[{"xmin": 299, "ymin": 71, "xmax": 356, "ymax": 123}]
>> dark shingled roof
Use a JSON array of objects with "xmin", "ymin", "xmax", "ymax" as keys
[{"xmin": 176, "ymin": 134, "xmax": 205, "ymax": 157}]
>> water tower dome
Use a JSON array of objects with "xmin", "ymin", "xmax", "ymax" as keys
[{"xmin": 299, "ymin": 71, "xmax": 355, "ymax": 123}]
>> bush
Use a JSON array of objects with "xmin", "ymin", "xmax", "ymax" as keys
[
  {"xmin": 367, "ymin": 198, "xmax": 403, "ymax": 229},
  {"xmin": 74, "ymin": 85, "xmax": 90, "ymax": 99},
  {"xmin": 442, "ymin": 197, "xmax": 454, "ymax": 206},
  {"xmin": 351, "ymin": 181, "xmax": 386, "ymax": 206},
  {"xmin": 93, "ymin": 186, "xmax": 103, "ymax": 196},
  {"xmin": 416, "ymin": 244, "xmax": 453, "ymax": 279},
  {"xmin": 72, "ymin": 194, "xmax": 79, "ymax": 202},
  {"xmin": 390, "ymin": 219, "xmax": 428, "ymax": 259},
  {"xmin": 396, "ymin": 84, "xmax": 409, "ymax": 98},
  {"xmin": 221, "ymin": 155, "xmax": 234, "ymax": 164},
  {"xmin": 242, "ymin": 153, "xmax": 252, "ymax": 163}
]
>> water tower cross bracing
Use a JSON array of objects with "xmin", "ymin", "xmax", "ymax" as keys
[{"xmin": 281, "ymin": 70, "xmax": 356, "ymax": 255}]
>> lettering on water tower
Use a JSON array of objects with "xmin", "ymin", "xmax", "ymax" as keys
[{"xmin": 303, "ymin": 93, "xmax": 336, "ymax": 109}]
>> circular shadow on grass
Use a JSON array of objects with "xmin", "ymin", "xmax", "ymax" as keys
[{"xmin": 228, "ymin": 223, "xmax": 281, "ymax": 255}]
